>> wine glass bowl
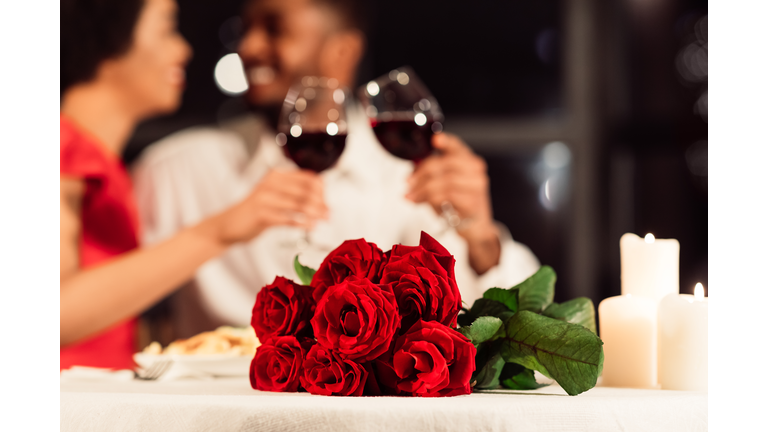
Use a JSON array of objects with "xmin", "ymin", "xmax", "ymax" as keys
[
  {"xmin": 359, "ymin": 67, "xmax": 465, "ymax": 230},
  {"xmin": 275, "ymin": 77, "xmax": 349, "ymax": 251},
  {"xmin": 277, "ymin": 78, "xmax": 348, "ymax": 173},
  {"xmin": 359, "ymin": 66, "xmax": 444, "ymax": 163}
]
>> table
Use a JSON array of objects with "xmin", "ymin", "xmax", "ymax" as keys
[{"xmin": 61, "ymin": 376, "xmax": 707, "ymax": 431}]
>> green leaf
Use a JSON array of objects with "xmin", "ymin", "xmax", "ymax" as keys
[
  {"xmin": 499, "ymin": 311, "xmax": 603, "ymax": 396},
  {"xmin": 499, "ymin": 363, "xmax": 548, "ymax": 390},
  {"xmin": 483, "ymin": 288, "xmax": 519, "ymax": 313},
  {"xmin": 293, "ymin": 255, "xmax": 316, "ymax": 285},
  {"xmin": 542, "ymin": 298, "xmax": 597, "ymax": 334},
  {"xmin": 516, "ymin": 266, "xmax": 556, "ymax": 313},
  {"xmin": 458, "ymin": 298, "xmax": 513, "ymax": 329},
  {"xmin": 472, "ymin": 346, "xmax": 505, "ymax": 389},
  {"xmin": 469, "ymin": 298, "xmax": 511, "ymax": 319},
  {"xmin": 458, "ymin": 294, "xmax": 517, "ymax": 329},
  {"xmin": 457, "ymin": 312, "xmax": 473, "ymax": 328},
  {"xmin": 465, "ymin": 316, "xmax": 503, "ymax": 345}
]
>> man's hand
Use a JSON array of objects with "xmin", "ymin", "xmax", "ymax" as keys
[
  {"xmin": 406, "ymin": 132, "xmax": 501, "ymax": 274},
  {"xmin": 214, "ymin": 169, "xmax": 328, "ymax": 245}
]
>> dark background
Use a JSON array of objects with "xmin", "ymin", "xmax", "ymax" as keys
[{"xmin": 125, "ymin": 0, "xmax": 708, "ymax": 310}]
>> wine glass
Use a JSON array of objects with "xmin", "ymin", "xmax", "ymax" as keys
[
  {"xmin": 358, "ymin": 66, "xmax": 462, "ymax": 228},
  {"xmin": 276, "ymin": 77, "xmax": 348, "ymax": 249}
]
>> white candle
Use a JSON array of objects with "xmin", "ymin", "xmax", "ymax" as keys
[
  {"xmin": 598, "ymin": 295, "xmax": 658, "ymax": 388},
  {"xmin": 658, "ymin": 283, "xmax": 708, "ymax": 391},
  {"xmin": 620, "ymin": 233, "xmax": 680, "ymax": 304}
]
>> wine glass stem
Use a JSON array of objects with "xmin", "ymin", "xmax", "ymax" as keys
[
  {"xmin": 296, "ymin": 230, "xmax": 310, "ymax": 251},
  {"xmin": 441, "ymin": 201, "xmax": 461, "ymax": 228},
  {"xmin": 413, "ymin": 160, "xmax": 461, "ymax": 229}
]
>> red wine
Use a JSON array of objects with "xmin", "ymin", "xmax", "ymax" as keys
[
  {"xmin": 371, "ymin": 119, "xmax": 434, "ymax": 162},
  {"xmin": 283, "ymin": 132, "xmax": 347, "ymax": 173}
]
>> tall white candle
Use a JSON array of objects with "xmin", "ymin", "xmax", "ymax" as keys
[
  {"xmin": 658, "ymin": 283, "xmax": 708, "ymax": 391},
  {"xmin": 598, "ymin": 295, "xmax": 658, "ymax": 388},
  {"xmin": 620, "ymin": 233, "xmax": 680, "ymax": 304}
]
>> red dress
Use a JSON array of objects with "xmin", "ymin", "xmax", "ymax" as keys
[{"xmin": 60, "ymin": 115, "xmax": 140, "ymax": 370}]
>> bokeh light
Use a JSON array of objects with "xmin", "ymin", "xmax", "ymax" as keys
[
  {"xmin": 675, "ymin": 14, "xmax": 708, "ymax": 123},
  {"xmin": 676, "ymin": 41, "xmax": 708, "ymax": 83},
  {"xmin": 275, "ymin": 133, "xmax": 287, "ymax": 146},
  {"xmin": 295, "ymin": 98, "xmax": 307, "ymax": 112},
  {"xmin": 685, "ymin": 140, "xmax": 707, "ymax": 177},
  {"xmin": 535, "ymin": 28, "xmax": 558, "ymax": 64},
  {"xmin": 534, "ymin": 141, "xmax": 572, "ymax": 211},
  {"xmin": 218, "ymin": 16, "xmax": 243, "ymax": 51},
  {"xmin": 214, "ymin": 53, "xmax": 248, "ymax": 95},
  {"xmin": 542, "ymin": 141, "xmax": 571, "ymax": 169},
  {"xmin": 366, "ymin": 81, "xmax": 380, "ymax": 96},
  {"xmin": 538, "ymin": 178, "xmax": 556, "ymax": 211},
  {"xmin": 695, "ymin": 89, "xmax": 708, "ymax": 122},
  {"xmin": 333, "ymin": 89, "xmax": 346, "ymax": 104}
]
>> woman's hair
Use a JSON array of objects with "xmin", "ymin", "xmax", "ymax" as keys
[{"xmin": 60, "ymin": 0, "xmax": 145, "ymax": 96}]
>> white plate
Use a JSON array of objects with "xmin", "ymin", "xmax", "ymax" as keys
[{"xmin": 133, "ymin": 353, "xmax": 252, "ymax": 377}]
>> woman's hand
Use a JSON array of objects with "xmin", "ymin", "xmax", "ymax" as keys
[
  {"xmin": 211, "ymin": 168, "xmax": 329, "ymax": 246},
  {"xmin": 60, "ymin": 168, "xmax": 328, "ymax": 345},
  {"xmin": 406, "ymin": 133, "xmax": 501, "ymax": 274}
]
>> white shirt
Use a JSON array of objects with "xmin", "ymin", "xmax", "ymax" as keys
[{"xmin": 132, "ymin": 105, "xmax": 540, "ymax": 336}]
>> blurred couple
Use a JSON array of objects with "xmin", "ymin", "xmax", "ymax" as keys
[{"xmin": 60, "ymin": 0, "xmax": 539, "ymax": 370}]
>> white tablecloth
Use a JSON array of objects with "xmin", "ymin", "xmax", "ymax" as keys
[{"xmin": 61, "ymin": 377, "xmax": 707, "ymax": 432}]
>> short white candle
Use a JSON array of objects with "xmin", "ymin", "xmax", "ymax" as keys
[
  {"xmin": 620, "ymin": 233, "xmax": 680, "ymax": 304},
  {"xmin": 598, "ymin": 295, "xmax": 658, "ymax": 388},
  {"xmin": 658, "ymin": 283, "xmax": 708, "ymax": 391}
]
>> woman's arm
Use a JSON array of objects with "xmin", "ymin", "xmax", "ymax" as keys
[
  {"xmin": 60, "ymin": 178, "xmax": 84, "ymax": 281},
  {"xmin": 60, "ymin": 169, "xmax": 328, "ymax": 346}
]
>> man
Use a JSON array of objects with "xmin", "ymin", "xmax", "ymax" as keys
[{"xmin": 132, "ymin": 0, "xmax": 539, "ymax": 337}]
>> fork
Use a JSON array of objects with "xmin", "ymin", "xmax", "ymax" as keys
[{"xmin": 135, "ymin": 360, "xmax": 173, "ymax": 381}]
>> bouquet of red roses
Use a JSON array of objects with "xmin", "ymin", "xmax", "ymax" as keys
[
  {"xmin": 250, "ymin": 232, "xmax": 604, "ymax": 397},
  {"xmin": 250, "ymin": 232, "xmax": 474, "ymax": 396}
]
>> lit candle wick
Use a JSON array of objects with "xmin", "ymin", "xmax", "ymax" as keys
[
  {"xmin": 644, "ymin": 233, "xmax": 655, "ymax": 244},
  {"xmin": 694, "ymin": 283, "xmax": 705, "ymax": 301}
]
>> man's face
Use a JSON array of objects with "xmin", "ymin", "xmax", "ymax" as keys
[{"xmin": 238, "ymin": 0, "xmax": 331, "ymax": 107}]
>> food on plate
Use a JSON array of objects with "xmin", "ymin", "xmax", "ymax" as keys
[{"xmin": 141, "ymin": 326, "xmax": 260, "ymax": 356}]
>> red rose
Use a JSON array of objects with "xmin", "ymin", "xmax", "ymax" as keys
[
  {"xmin": 380, "ymin": 232, "xmax": 461, "ymax": 331},
  {"xmin": 249, "ymin": 336, "xmax": 313, "ymax": 392},
  {"xmin": 251, "ymin": 276, "xmax": 314, "ymax": 341},
  {"xmin": 300, "ymin": 344, "xmax": 368, "ymax": 396},
  {"xmin": 310, "ymin": 239, "xmax": 385, "ymax": 302},
  {"xmin": 377, "ymin": 320, "xmax": 476, "ymax": 397},
  {"xmin": 312, "ymin": 277, "xmax": 400, "ymax": 361}
]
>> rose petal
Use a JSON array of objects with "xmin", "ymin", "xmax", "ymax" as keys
[
  {"xmin": 312, "ymin": 277, "xmax": 400, "ymax": 361},
  {"xmin": 342, "ymin": 309, "xmax": 361, "ymax": 336},
  {"xmin": 381, "ymin": 320, "xmax": 475, "ymax": 397}
]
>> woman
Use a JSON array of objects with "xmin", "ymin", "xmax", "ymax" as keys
[{"xmin": 61, "ymin": 0, "xmax": 328, "ymax": 369}]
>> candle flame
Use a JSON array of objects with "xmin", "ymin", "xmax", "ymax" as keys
[
  {"xmin": 644, "ymin": 233, "xmax": 655, "ymax": 243},
  {"xmin": 694, "ymin": 283, "xmax": 705, "ymax": 300}
]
